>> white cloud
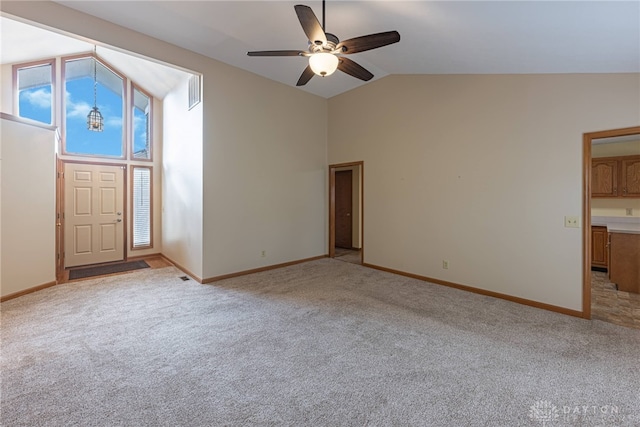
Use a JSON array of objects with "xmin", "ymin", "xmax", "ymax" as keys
[
  {"xmin": 65, "ymin": 91, "xmax": 91, "ymax": 119},
  {"xmin": 133, "ymin": 115, "xmax": 147, "ymax": 140},
  {"xmin": 106, "ymin": 116, "xmax": 122, "ymax": 128},
  {"xmin": 21, "ymin": 88, "xmax": 51, "ymax": 109}
]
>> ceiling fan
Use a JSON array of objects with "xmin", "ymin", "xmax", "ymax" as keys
[{"xmin": 247, "ymin": 0, "xmax": 400, "ymax": 86}]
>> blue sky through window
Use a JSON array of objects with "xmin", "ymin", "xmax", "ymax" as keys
[
  {"xmin": 65, "ymin": 77, "xmax": 123, "ymax": 157},
  {"xmin": 19, "ymin": 86, "xmax": 52, "ymax": 124}
]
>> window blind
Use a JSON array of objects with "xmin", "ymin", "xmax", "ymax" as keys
[{"xmin": 132, "ymin": 167, "xmax": 151, "ymax": 248}]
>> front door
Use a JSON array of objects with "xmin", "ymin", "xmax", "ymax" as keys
[
  {"xmin": 64, "ymin": 163, "xmax": 125, "ymax": 267},
  {"xmin": 335, "ymin": 170, "xmax": 353, "ymax": 249}
]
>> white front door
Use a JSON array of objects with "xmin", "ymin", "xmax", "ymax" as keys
[{"xmin": 64, "ymin": 163, "xmax": 125, "ymax": 268}]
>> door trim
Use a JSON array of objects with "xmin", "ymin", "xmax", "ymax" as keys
[
  {"xmin": 582, "ymin": 125, "xmax": 640, "ymax": 319},
  {"xmin": 59, "ymin": 160, "xmax": 128, "ymax": 271},
  {"xmin": 329, "ymin": 161, "xmax": 363, "ymax": 260}
]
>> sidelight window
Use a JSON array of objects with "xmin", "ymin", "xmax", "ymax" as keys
[{"xmin": 131, "ymin": 166, "xmax": 152, "ymax": 249}]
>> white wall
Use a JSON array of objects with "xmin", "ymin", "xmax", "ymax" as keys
[
  {"xmin": 1, "ymin": 115, "xmax": 56, "ymax": 297},
  {"xmin": 328, "ymin": 74, "xmax": 640, "ymax": 312},
  {"xmin": 162, "ymin": 77, "xmax": 203, "ymax": 278}
]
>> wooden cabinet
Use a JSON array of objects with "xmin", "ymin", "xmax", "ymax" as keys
[
  {"xmin": 591, "ymin": 226, "xmax": 609, "ymax": 269},
  {"xmin": 621, "ymin": 157, "xmax": 640, "ymax": 197},
  {"xmin": 592, "ymin": 155, "xmax": 640, "ymax": 198},
  {"xmin": 609, "ymin": 232, "xmax": 640, "ymax": 294},
  {"xmin": 592, "ymin": 159, "xmax": 618, "ymax": 197}
]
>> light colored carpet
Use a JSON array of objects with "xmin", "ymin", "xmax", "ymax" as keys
[{"xmin": 2, "ymin": 259, "xmax": 639, "ymax": 426}]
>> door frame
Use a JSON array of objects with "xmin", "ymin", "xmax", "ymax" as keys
[
  {"xmin": 58, "ymin": 160, "xmax": 128, "ymax": 276},
  {"xmin": 582, "ymin": 125, "xmax": 640, "ymax": 319},
  {"xmin": 329, "ymin": 161, "xmax": 363, "ymax": 259}
]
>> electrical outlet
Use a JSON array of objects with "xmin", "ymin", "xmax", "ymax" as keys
[
  {"xmin": 261, "ymin": 250, "xmax": 266, "ymax": 258},
  {"xmin": 442, "ymin": 260, "xmax": 449, "ymax": 269},
  {"xmin": 564, "ymin": 216, "xmax": 580, "ymax": 228},
  {"xmin": 626, "ymin": 208, "xmax": 633, "ymax": 216}
]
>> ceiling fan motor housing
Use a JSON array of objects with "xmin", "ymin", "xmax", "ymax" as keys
[{"xmin": 311, "ymin": 33, "xmax": 339, "ymax": 53}]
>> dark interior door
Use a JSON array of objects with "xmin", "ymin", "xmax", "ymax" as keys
[{"xmin": 335, "ymin": 170, "xmax": 353, "ymax": 249}]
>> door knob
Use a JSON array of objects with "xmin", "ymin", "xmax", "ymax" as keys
[
  {"xmin": 117, "ymin": 212, "xmax": 122, "ymax": 215},
  {"xmin": 117, "ymin": 219, "xmax": 122, "ymax": 222}
]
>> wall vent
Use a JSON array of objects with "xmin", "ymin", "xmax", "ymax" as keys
[{"xmin": 188, "ymin": 74, "xmax": 201, "ymax": 110}]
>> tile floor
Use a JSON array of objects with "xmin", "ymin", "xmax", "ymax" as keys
[
  {"xmin": 334, "ymin": 248, "xmax": 362, "ymax": 265},
  {"xmin": 591, "ymin": 270, "xmax": 640, "ymax": 330}
]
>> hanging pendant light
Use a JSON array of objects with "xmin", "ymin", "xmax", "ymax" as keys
[{"xmin": 87, "ymin": 46, "xmax": 104, "ymax": 132}]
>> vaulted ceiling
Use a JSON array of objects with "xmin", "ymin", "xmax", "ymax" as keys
[{"xmin": 3, "ymin": 1, "xmax": 639, "ymax": 99}]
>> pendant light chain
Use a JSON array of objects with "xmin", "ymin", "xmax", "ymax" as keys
[
  {"xmin": 93, "ymin": 47, "xmax": 98, "ymax": 109},
  {"xmin": 87, "ymin": 45, "xmax": 104, "ymax": 132}
]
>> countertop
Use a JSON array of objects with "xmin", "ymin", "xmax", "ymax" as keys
[{"xmin": 592, "ymin": 216, "xmax": 640, "ymax": 235}]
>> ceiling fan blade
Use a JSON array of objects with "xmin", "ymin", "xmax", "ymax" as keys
[
  {"xmin": 337, "ymin": 31, "xmax": 401, "ymax": 54},
  {"xmin": 247, "ymin": 50, "xmax": 305, "ymax": 57},
  {"xmin": 296, "ymin": 65, "xmax": 315, "ymax": 86},
  {"xmin": 337, "ymin": 57, "xmax": 374, "ymax": 82},
  {"xmin": 294, "ymin": 4, "xmax": 327, "ymax": 46}
]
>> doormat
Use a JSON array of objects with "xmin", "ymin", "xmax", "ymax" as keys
[{"xmin": 69, "ymin": 260, "xmax": 150, "ymax": 280}]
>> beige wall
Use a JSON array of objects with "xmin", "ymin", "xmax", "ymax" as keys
[
  {"xmin": 1, "ymin": 116, "xmax": 57, "ymax": 297},
  {"xmin": 328, "ymin": 74, "xmax": 640, "ymax": 311},
  {"xmin": 591, "ymin": 199, "xmax": 640, "ymax": 217},
  {"xmin": 202, "ymin": 61, "xmax": 328, "ymax": 279},
  {"xmin": 1, "ymin": 64, "xmax": 12, "ymax": 112},
  {"xmin": 592, "ymin": 139, "xmax": 640, "ymax": 158}
]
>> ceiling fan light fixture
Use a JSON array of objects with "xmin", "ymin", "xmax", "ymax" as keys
[{"xmin": 309, "ymin": 52, "xmax": 339, "ymax": 77}]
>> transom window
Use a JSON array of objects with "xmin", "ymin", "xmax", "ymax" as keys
[
  {"xmin": 63, "ymin": 56, "xmax": 125, "ymax": 157},
  {"xmin": 15, "ymin": 60, "xmax": 54, "ymax": 125}
]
